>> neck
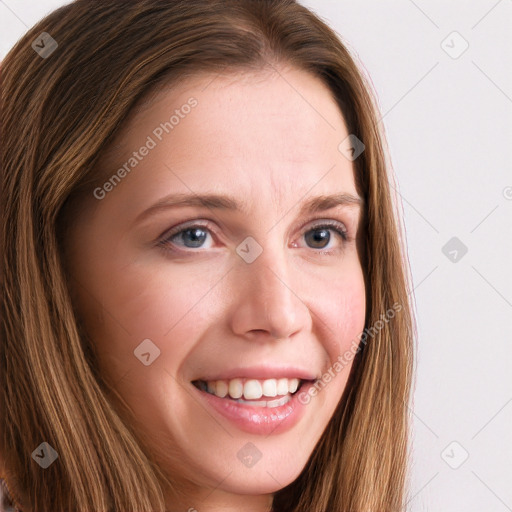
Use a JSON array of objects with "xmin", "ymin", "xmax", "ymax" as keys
[{"xmin": 164, "ymin": 486, "xmax": 274, "ymax": 512}]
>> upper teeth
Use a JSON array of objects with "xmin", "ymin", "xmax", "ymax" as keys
[{"xmin": 204, "ymin": 378, "xmax": 301, "ymax": 400}]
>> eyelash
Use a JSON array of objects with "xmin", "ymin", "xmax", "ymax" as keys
[{"xmin": 157, "ymin": 219, "xmax": 351, "ymax": 256}]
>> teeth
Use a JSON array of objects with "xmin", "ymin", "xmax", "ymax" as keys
[
  {"xmin": 243, "ymin": 380, "xmax": 263, "ymax": 400},
  {"xmin": 215, "ymin": 380, "xmax": 228, "ymax": 398},
  {"xmin": 276, "ymin": 378, "xmax": 289, "ymax": 395},
  {"xmin": 228, "ymin": 378, "xmax": 243, "ymax": 399},
  {"xmin": 236, "ymin": 394, "xmax": 291, "ymax": 408},
  {"xmin": 200, "ymin": 377, "xmax": 303, "ymax": 400},
  {"xmin": 289, "ymin": 378, "xmax": 299, "ymax": 393},
  {"xmin": 262, "ymin": 379, "xmax": 277, "ymax": 397}
]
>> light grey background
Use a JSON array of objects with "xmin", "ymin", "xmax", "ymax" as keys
[{"xmin": 1, "ymin": 1, "xmax": 511, "ymax": 510}]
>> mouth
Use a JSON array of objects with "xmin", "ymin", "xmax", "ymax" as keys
[
  {"xmin": 190, "ymin": 373, "xmax": 318, "ymax": 435},
  {"xmin": 192, "ymin": 377, "xmax": 313, "ymax": 408}
]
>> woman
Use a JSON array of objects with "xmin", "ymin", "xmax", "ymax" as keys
[{"xmin": 0, "ymin": 1, "xmax": 416, "ymax": 510}]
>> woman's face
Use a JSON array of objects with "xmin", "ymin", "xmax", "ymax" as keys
[{"xmin": 66, "ymin": 65, "xmax": 366, "ymax": 510}]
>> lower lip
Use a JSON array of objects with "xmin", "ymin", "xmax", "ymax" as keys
[{"xmin": 191, "ymin": 381, "xmax": 314, "ymax": 435}]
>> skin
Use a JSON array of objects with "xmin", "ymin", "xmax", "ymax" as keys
[{"xmin": 65, "ymin": 65, "xmax": 366, "ymax": 512}]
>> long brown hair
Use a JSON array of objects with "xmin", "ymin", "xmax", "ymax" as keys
[{"xmin": 0, "ymin": 1, "xmax": 416, "ymax": 510}]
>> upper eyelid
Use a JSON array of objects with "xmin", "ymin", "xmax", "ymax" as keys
[{"xmin": 162, "ymin": 216, "xmax": 350, "ymax": 235}]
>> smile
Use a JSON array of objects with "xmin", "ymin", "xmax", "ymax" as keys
[
  {"xmin": 193, "ymin": 377, "xmax": 307, "ymax": 407},
  {"xmin": 191, "ymin": 376, "xmax": 317, "ymax": 435}
]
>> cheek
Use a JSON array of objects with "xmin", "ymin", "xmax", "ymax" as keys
[
  {"xmin": 75, "ymin": 255, "xmax": 228, "ymax": 379},
  {"xmin": 288, "ymin": 257, "xmax": 366, "ymax": 416},
  {"xmin": 310, "ymin": 262, "xmax": 366, "ymax": 361}
]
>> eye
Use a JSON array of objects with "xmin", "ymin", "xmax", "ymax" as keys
[
  {"xmin": 299, "ymin": 221, "xmax": 349, "ymax": 252},
  {"xmin": 159, "ymin": 221, "xmax": 215, "ymax": 251},
  {"xmin": 157, "ymin": 219, "xmax": 350, "ymax": 254}
]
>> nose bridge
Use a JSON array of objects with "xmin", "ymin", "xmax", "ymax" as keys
[
  {"xmin": 253, "ymin": 242, "xmax": 293, "ymax": 306},
  {"xmin": 231, "ymin": 235, "xmax": 308, "ymax": 340}
]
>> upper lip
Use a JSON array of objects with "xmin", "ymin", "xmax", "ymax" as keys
[{"xmin": 192, "ymin": 366, "xmax": 318, "ymax": 382}]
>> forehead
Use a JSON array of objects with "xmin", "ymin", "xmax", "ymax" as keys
[
  {"xmin": 95, "ymin": 65, "xmax": 361, "ymax": 220},
  {"xmin": 106, "ymin": 64, "xmax": 348, "ymax": 161}
]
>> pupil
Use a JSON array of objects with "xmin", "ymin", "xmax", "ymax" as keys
[
  {"xmin": 183, "ymin": 228, "xmax": 207, "ymax": 247},
  {"xmin": 307, "ymin": 228, "xmax": 329, "ymax": 248}
]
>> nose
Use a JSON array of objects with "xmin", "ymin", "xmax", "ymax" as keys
[{"xmin": 229, "ymin": 240, "xmax": 310, "ymax": 341}]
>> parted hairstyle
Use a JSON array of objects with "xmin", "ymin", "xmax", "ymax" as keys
[{"xmin": 0, "ymin": 0, "xmax": 416, "ymax": 510}]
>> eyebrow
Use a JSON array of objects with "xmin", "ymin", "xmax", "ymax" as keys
[{"xmin": 134, "ymin": 191, "xmax": 363, "ymax": 225}]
